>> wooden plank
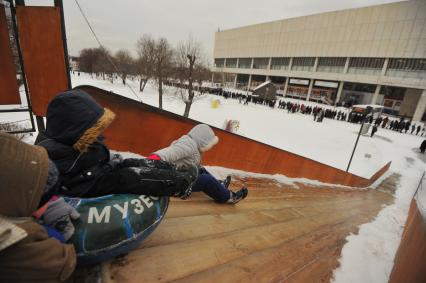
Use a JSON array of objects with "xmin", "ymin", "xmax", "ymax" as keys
[
  {"xmin": 171, "ymin": 214, "xmax": 363, "ymax": 283},
  {"xmin": 103, "ymin": 206, "xmax": 379, "ymax": 282},
  {"xmin": 0, "ymin": 4, "xmax": 20, "ymax": 105},
  {"xmin": 389, "ymin": 200, "xmax": 426, "ymax": 283},
  {"xmin": 102, "ymin": 175, "xmax": 396, "ymax": 283},
  {"xmin": 16, "ymin": 6, "xmax": 68, "ymax": 116}
]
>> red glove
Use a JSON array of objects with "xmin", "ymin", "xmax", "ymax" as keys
[{"xmin": 147, "ymin": 154, "xmax": 161, "ymax": 160}]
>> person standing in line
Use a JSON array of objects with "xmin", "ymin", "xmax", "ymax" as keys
[
  {"xmin": 416, "ymin": 124, "xmax": 421, "ymax": 135},
  {"xmin": 420, "ymin": 139, "xmax": 426, "ymax": 154},
  {"xmin": 371, "ymin": 124, "xmax": 378, "ymax": 137}
]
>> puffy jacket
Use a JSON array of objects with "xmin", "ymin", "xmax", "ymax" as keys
[
  {"xmin": 154, "ymin": 124, "xmax": 218, "ymax": 168},
  {"xmin": 0, "ymin": 133, "xmax": 76, "ymax": 282},
  {"xmin": 35, "ymin": 89, "xmax": 116, "ymax": 197}
]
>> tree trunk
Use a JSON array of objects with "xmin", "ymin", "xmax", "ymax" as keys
[
  {"xmin": 183, "ymin": 56, "xmax": 196, "ymax": 117},
  {"xmin": 158, "ymin": 76, "xmax": 163, "ymax": 109},
  {"xmin": 183, "ymin": 101, "xmax": 191, "ymax": 118},
  {"xmin": 139, "ymin": 78, "xmax": 145, "ymax": 92},
  {"xmin": 140, "ymin": 78, "xmax": 149, "ymax": 92}
]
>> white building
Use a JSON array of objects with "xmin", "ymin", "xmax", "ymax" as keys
[{"xmin": 212, "ymin": 0, "xmax": 426, "ymax": 121}]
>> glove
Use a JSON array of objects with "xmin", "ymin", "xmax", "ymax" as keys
[
  {"xmin": 36, "ymin": 197, "xmax": 80, "ymax": 241},
  {"xmin": 108, "ymin": 153, "xmax": 124, "ymax": 169},
  {"xmin": 147, "ymin": 154, "xmax": 161, "ymax": 160}
]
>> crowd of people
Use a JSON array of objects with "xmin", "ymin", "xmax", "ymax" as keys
[{"xmin": 206, "ymin": 88, "xmax": 426, "ymax": 137}]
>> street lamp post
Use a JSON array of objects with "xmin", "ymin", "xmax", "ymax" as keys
[{"xmin": 346, "ymin": 106, "xmax": 372, "ymax": 172}]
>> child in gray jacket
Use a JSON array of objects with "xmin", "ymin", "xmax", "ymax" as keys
[{"xmin": 150, "ymin": 124, "xmax": 248, "ymax": 204}]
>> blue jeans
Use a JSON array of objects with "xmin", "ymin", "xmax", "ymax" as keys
[{"xmin": 192, "ymin": 168, "xmax": 231, "ymax": 203}]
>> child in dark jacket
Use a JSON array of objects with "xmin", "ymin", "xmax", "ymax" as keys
[
  {"xmin": 150, "ymin": 124, "xmax": 248, "ymax": 204},
  {"xmin": 35, "ymin": 89, "xmax": 197, "ymax": 200}
]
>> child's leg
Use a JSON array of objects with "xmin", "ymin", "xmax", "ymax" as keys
[{"xmin": 192, "ymin": 169, "xmax": 231, "ymax": 203}]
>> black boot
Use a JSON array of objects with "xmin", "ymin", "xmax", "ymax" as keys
[
  {"xmin": 227, "ymin": 187, "xmax": 248, "ymax": 204},
  {"xmin": 220, "ymin": 175, "xmax": 232, "ymax": 188}
]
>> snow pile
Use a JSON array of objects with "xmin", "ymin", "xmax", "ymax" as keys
[
  {"xmin": 206, "ymin": 165, "xmax": 359, "ymax": 190},
  {"xmin": 331, "ymin": 151, "xmax": 424, "ymax": 283}
]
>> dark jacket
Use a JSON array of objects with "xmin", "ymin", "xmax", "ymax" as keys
[
  {"xmin": 35, "ymin": 90, "xmax": 115, "ymax": 197},
  {"xmin": 36, "ymin": 89, "xmax": 196, "ymax": 199}
]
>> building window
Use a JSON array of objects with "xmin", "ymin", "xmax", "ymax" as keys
[
  {"xmin": 343, "ymin": 82, "xmax": 376, "ymax": 93},
  {"xmin": 214, "ymin": 58, "xmax": 225, "ymax": 68},
  {"xmin": 270, "ymin": 57, "xmax": 290, "ymax": 70},
  {"xmin": 225, "ymin": 58, "xmax": 237, "ymax": 68},
  {"xmin": 238, "ymin": 58, "xmax": 252, "ymax": 69},
  {"xmin": 347, "ymin": 58, "xmax": 385, "ymax": 75},
  {"xmin": 386, "ymin": 58, "xmax": 426, "ymax": 80},
  {"xmin": 317, "ymin": 57, "xmax": 346, "ymax": 73},
  {"xmin": 291, "ymin": 57, "xmax": 315, "ymax": 72},
  {"xmin": 253, "ymin": 58, "xmax": 269, "ymax": 69}
]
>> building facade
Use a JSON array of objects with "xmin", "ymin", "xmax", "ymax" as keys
[{"xmin": 212, "ymin": 0, "xmax": 426, "ymax": 121}]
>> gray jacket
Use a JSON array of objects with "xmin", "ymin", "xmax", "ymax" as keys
[{"xmin": 154, "ymin": 124, "xmax": 218, "ymax": 168}]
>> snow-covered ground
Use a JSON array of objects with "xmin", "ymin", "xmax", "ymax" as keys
[{"xmin": 2, "ymin": 72, "xmax": 425, "ymax": 283}]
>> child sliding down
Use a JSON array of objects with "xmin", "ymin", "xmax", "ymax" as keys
[{"xmin": 149, "ymin": 124, "xmax": 248, "ymax": 204}]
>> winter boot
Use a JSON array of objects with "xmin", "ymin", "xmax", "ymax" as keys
[
  {"xmin": 174, "ymin": 164, "xmax": 199, "ymax": 200},
  {"xmin": 219, "ymin": 175, "xmax": 232, "ymax": 189},
  {"xmin": 227, "ymin": 187, "xmax": 248, "ymax": 204}
]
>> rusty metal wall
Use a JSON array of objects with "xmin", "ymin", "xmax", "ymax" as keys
[
  {"xmin": 0, "ymin": 4, "xmax": 20, "ymax": 105},
  {"xmin": 76, "ymin": 85, "xmax": 390, "ymax": 188},
  {"xmin": 16, "ymin": 6, "xmax": 68, "ymax": 116}
]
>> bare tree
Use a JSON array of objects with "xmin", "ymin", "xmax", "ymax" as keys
[
  {"xmin": 93, "ymin": 47, "xmax": 114, "ymax": 82},
  {"xmin": 78, "ymin": 48, "xmax": 97, "ymax": 76},
  {"xmin": 135, "ymin": 34, "xmax": 156, "ymax": 92},
  {"xmin": 114, "ymin": 49, "xmax": 133, "ymax": 85},
  {"xmin": 175, "ymin": 37, "xmax": 206, "ymax": 117},
  {"xmin": 154, "ymin": 37, "xmax": 173, "ymax": 109}
]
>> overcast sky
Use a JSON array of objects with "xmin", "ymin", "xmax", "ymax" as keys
[{"xmin": 26, "ymin": 0, "xmax": 403, "ymax": 59}]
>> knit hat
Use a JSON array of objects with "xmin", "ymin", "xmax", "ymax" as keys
[{"xmin": 0, "ymin": 133, "xmax": 49, "ymax": 217}]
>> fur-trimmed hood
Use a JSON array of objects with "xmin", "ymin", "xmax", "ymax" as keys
[{"xmin": 44, "ymin": 89, "xmax": 115, "ymax": 152}]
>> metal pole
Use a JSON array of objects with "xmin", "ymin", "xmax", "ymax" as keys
[
  {"xmin": 346, "ymin": 118, "xmax": 365, "ymax": 172},
  {"xmin": 10, "ymin": 0, "xmax": 36, "ymax": 132},
  {"xmin": 54, "ymin": 0, "xmax": 71, "ymax": 89},
  {"xmin": 35, "ymin": 116, "xmax": 45, "ymax": 132}
]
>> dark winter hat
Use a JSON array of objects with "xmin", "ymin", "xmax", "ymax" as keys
[
  {"xmin": 45, "ymin": 89, "xmax": 116, "ymax": 152},
  {"xmin": 0, "ymin": 133, "xmax": 48, "ymax": 217}
]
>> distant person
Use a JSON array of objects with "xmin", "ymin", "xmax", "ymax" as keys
[
  {"xmin": 416, "ymin": 125, "xmax": 421, "ymax": 135},
  {"xmin": 371, "ymin": 125, "xmax": 378, "ymax": 137},
  {"xmin": 420, "ymin": 140, "xmax": 426, "ymax": 154},
  {"xmin": 150, "ymin": 124, "xmax": 248, "ymax": 204}
]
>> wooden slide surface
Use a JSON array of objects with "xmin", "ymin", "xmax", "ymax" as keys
[{"xmin": 101, "ymin": 174, "xmax": 398, "ymax": 283}]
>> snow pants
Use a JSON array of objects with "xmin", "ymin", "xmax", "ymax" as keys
[{"xmin": 192, "ymin": 168, "xmax": 231, "ymax": 203}]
